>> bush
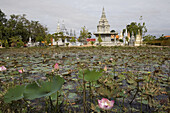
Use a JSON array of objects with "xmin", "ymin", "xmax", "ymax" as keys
[
  {"xmin": 119, "ymin": 39, "xmax": 123, "ymax": 42},
  {"xmin": 65, "ymin": 43, "xmax": 69, "ymax": 47},
  {"xmin": 17, "ymin": 40, "xmax": 24, "ymax": 48}
]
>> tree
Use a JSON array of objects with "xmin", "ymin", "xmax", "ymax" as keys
[
  {"xmin": 9, "ymin": 36, "xmax": 24, "ymax": 47},
  {"xmin": 79, "ymin": 26, "xmax": 88, "ymax": 44},
  {"xmin": 90, "ymin": 41, "xmax": 95, "ymax": 46},
  {"xmin": 159, "ymin": 34, "xmax": 165, "ymax": 40},
  {"xmin": 28, "ymin": 20, "xmax": 48, "ymax": 42},
  {"xmin": 143, "ymin": 35, "xmax": 156, "ymax": 42},
  {"xmin": 0, "ymin": 10, "xmax": 48, "ymax": 47},
  {"xmin": 65, "ymin": 43, "xmax": 69, "ymax": 47},
  {"xmin": 110, "ymin": 30, "xmax": 115, "ymax": 33},
  {"xmin": 35, "ymin": 36, "xmax": 44, "ymax": 43},
  {"xmin": 53, "ymin": 33, "xmax": 59, "ymax": 42},
  {"xmin": 0, "ymin": 9, "xmax": 7, "ymax": 45},
  {"xmin": 138, "ymin": 23, "xmax": 147, "ymax": 42},
  {"xmin": 70, "ymin": 37, "xmax": 76, "ymax": 43},
  {"xmin": 122, "ymin": 29, "xmax": 126, "ymax": 38},
  {"xmin": 126, "ymin": 22, "xmax": 138, "ymax": 38},
  {"xmin": 7, "ymin": 14, "xmax": 30, "ymax": 43},
  {"xmin": 44, "ymin": 34, "xmax": 52, "ymax": 46},
  {"xmin": 126, "ymin": 22, "xmax": 147, "ymax": 38},
  {"xmin": 88, "ymin": 32, "xmax": 92, "ymax": 38},
  {"xmin": 125, "ymin": 36, "xmax": 129, "ymax": 45},
  {"xmin": 143, "ymin": 35, "xmax": 156, "ymax": 45},
  {"xmin": 98, "ymin": 34, "xmax": 102, "ymax": 45},
  {"xmin": 58, "ymin": 32, "xmax": 66, "ymax": 43}
]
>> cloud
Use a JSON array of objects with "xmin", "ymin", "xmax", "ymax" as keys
[{"xmin": 1, "ymin": 0, "xmax": 170, "ymax": 37}]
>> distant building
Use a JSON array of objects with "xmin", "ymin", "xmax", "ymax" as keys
[
  {"xmin": 51, "ymin": 20, "xmax": 77, "ymax": 46},
  {"xmin": 94, "ymin": 7, "xmax": 118, "ymax": 46},
  {"xmin": 134, "ymin": 30, "xmax": 143, "ymax": 46}
]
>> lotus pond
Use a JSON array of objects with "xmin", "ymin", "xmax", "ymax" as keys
[{"xmin": 0, "ymin": 46, "xmax": 169, "ymax": 113}]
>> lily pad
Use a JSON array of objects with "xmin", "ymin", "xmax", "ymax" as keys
[
  {"xmin": 79, "ymin": 69, "xmax": 103, "ymax": 82},
  {"xmin": 23, "ymin": 76, "xmax": 64, "ymax": 99},
  {"xmin": 4, "ymin": 85, "xmax": 26, "ymax": 103}
]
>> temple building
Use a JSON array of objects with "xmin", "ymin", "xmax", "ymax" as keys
[
  {"xmin": 134, "ymin": 30, "xmax": 142, "ymax": 46},
  {"xmin": 51, "ymin": 20, "xmax": 76, "ymax": 46},
  {"xmin": 94, "ymin": 7, "xmax": 118, "ymax": 46}
]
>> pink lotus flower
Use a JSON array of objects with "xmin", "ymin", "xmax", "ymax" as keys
[
  {"xmin": 0, "ymin": 66, "xmax": 7, "ymax": 71},
  {"xmin": 18, "ymin": 69, "xmax": 25, "ymax": 73},
  {"xmin": 54, "ymin": 63, "xmax": 59, "ymax": 70},
  {"xmin": 104, "ymin": 66, "xmax": 107, "ymax": 72},
  {"xmin": 98, "ymin": 98, "xmax": 114, "ymax": 110}
]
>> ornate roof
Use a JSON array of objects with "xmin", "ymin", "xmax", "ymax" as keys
[{"xmin": 97, "ymin": 7, "xmax": 110, "ymax": 33}]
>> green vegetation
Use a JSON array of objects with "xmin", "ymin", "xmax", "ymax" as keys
[
  {"xmin": 78, "ymin": 26, "xmax": 89, "ymax": 44},
  {"xmin": 0, "ymin": 9, "xmax": 48, "ymax": 47},
  {"xmin": 126, "ymin": 21, "xmax": 147, "ymax": 38},
  {"xmin": 97, "ymin": 34, "xmax": 102, "ymax": 45},
  {"xmin": 0, "ymin": 47, "xmax": 169, "ymax": 112}
]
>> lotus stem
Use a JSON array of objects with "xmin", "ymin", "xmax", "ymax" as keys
[
  {"xmin": 89, "ymin": 82, "xmax": 92, "ymax": 102},
  {"xmin": 113, "ymin": 64, "xmax": 115, "ymax": 79},
  {"xmin": 140, "ymin": 95, "xmax": 142, "ymax": 113},
  {"xmin": 49, "ymin": 96, "xmax": 53, "ymax": 111},
  {"xmin": 130, "ymin": 81, "xmax": 139, "ymax": 104},
  {"xmin": 55, "ymin": 91, "xmax": 59, "ymax": 112},
  {"xmin": 123, "ymin": 97, "xmax": 125, "ymax": 109},
  {"xmin": 83, "ymin": 72, "xmax": 87, "ymax": 113}
]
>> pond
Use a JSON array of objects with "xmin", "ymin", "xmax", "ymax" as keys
[{"xmin": 0, "ymin": 46, "xmax": 169, "ymax": 112}]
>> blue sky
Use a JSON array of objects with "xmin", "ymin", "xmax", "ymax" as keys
[{"xmin": 1, "ymin": 0, "xmax": 170, "ymax": 38}]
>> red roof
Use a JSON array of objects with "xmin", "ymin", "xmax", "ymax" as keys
[{"xmin": 86, "ymin": 38, "xmax": 96, "ymax": 42}]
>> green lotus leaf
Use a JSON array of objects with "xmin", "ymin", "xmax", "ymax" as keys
[
  {"xmin": 79, "ymin": 69, "xmax": 103, "ymax": 82},
  {"xmin": 4, "ymin": 85, "xmax": 26, "ymax": 103},
  {"xmin": 127, "ymin": 79, "xmax": 135, "ymax": 84},
  {"xmin": 50, "ymin": 92, "xmax": 58, "ymax": 100},
  {"xmin": 23, "ymin": 76, "xmax": 64, "ymax": 99}
]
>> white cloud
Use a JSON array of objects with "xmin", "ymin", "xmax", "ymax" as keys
[{"xmin": 1, "ymin": 0, "xmax": 170, "ymax": 37}]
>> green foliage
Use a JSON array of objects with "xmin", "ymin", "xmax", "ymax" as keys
[
  {"xmin": 70, "ymin": 37, "xmax": 76, "ymax": 43},
  {"xmin": 65, "ymin": 43, "xmax": 69, "ymax": 47},
  {"xmin": 90, "ymin": 41, "xmax": 95, "ymax": 46},
  {"xmin": 53, "ymin": 33, "xmax": 59, "ymax": 42},
  {"xmin": 122, "ymin": 29, "xmax": 126, "ymax": 37},
  {"xmin": 59, "ymin": 32, "xmax": 66, "ymax": 43},
  {"xmin": 119, "ymin": 39, "xmax": 123, "ymax": 42},
  {"xmin": 4, "ymin": 85, "xmax": 26, "ymax": 103},
  {"xmin": 110, "ymin": 30, "xmax": 115, "ymax": 32},
  {"xmin": 9, "ymin": 36, "xmax": 24, "ymax": 47},
  {"xmin": 98, "ymin": 34, "xmax": 102, "ymax": 44},
  {"xmin": 5, "ymin": 40, "xmax": 9, "ymax": 48},
  {"xmin": 36, "ymin": 36, "xmax": 44, "ymax": 42},
  {"xmin": 88, "ymin": 32, "xmax": 92, "ymax": 38},
  {"xmin": 0, "ymin": 9, "xmax": 7, "ymax": 41},
  {"xmin": 23, "ymin": 76, "xmax": 64, "ymax": 99},
  {"xmin": 45, "ymin": 34, "xmax": 52, "ymax": 46},
  {"xmin": 0, "ymin": 10, "xmax": 48, "ymax": 47},
  {"xmin": 17, "ymin": 39, "xmax": 24, "ymax": 47},
  {"xmin": 158, "ymin": 34, "xmax": 165, "ymax": 40},
  {"xmin": 3, "ymin": 76, "xmax": 64, "ymax": 102},
  {"xmin": 126, "ymin": 21, "xmax": 147, "ymax": 38},
  {"xmin": 79, "ymin": 69, "xmax": 103, "ymax": 82},
  {"xmin": 79, "ymin": 26, "xmax": 88, "ymax": 43},
  {"xmin": 143, "ymin": 35, "xmax": 156, "ymax": 42},
  {"xmin": 1, "ymin": 47, "xmax": 169, "ymax": 112}
]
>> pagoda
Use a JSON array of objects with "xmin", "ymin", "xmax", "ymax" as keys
[{"xmin": 94, "ymin": 7, "xmax": 117, "ymax": 46}]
